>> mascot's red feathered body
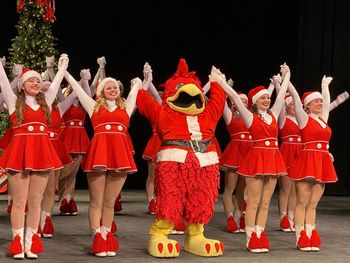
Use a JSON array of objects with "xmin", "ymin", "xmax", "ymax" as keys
[{"xmin": 136, "ymin": 58, "xmax": 226, "ymax": 257}]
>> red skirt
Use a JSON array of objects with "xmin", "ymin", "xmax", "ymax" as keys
[
  {"xmin": 82, "ymin": 133, "xmax": 137, "ymax": 173},
  {"xmin": 142, "ymin": 134, "xmax": 161, "ymax": 162},
  {"xmin": 50, "ymin": 139, "xmax": 73, "ymax": 166},
  {"xmin": 220, "ymin": 140, "xmax": 253, "ymax": 171},
  {"xmin": 0, "ymin": 134, "xmax": 63, "ymax": 172},
  {"xmin": 279, "ymin": 142, "xmax": 303, "ymax": 170},
  {"xmin": 60, "ymin": 127, "xmax": 90, "ymax": 154}
]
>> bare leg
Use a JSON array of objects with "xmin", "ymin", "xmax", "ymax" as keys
[{"xmin": 256, "ymin": 176, "xmax": 278, "ymax": 227}]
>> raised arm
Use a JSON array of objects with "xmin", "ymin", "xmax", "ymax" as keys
[
  {"xmin": 0, "ymin": 60, "xmax": 17, "ymax": 114},
  {"xmin": 10, "ymin": 64, "xmax": 23, "ymax": 92},
  {"xmin": 330, "ymin": 91, "xmax": 349, "ymax": 112},
  {"xmin": 320, "ymin": 75, "xmax": 332, "ymax": 122},
  {"xmin": 222, "ymin": 100, "xmax": 233, "ymax": 125},
  {"xmin": 210, "ymin": 67, "xmax": 253, "ymax": 128},
  {"xmin": 46, "ymin": 54, "xmax": 69, "ymax": 107},
  {"xmin": 125, "ymin": 78, "xmax": 142, "ymax": 117},
  {"xmin": 270, "ymin": 64, "xmax": 291, "ymax": 119},
  {"xmin": 64, "ymin": 72, "xmax": 95, "ymax": 117},
  {"xmin": 90, "ymin": 56, "xmax": 107, "ymax": 97},
  {"xmin": 287, "ymin": 81, "xmax": 308, "ymax": 129},
  {"xmin": 58, "ymin": 91, "xmax": 78, "ymax": 117},
  {"xmin": 80, "ymin": 69, "xmax": 92, "ymax": 98}
]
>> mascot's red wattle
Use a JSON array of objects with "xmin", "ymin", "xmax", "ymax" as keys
[{"xmin": 136, "ymin": 58, "xmax": 226, "ymax": 257}]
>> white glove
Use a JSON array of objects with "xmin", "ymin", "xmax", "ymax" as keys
[
  {"xmin": 143, "ymin": 62, "xmax": 153, "ymax": 82},
  {"xmin": 46, "ymin": 55, "xmax": 55, "ymax": 68},
  {"xmin": 280, "ymin": 63, "xmax": 290, "ymax": 79},
  {"xmin": 209, "ymin": 66, "xmax": 226, "ymax": 85},
  {"xmin": 97, "ymin": 56, "xmax": 106, "ymax": 68},
  {"xmin": 80, "ymin": 69, "xmax": 91, "ymax": 80},
  {"xmin": 130, "ymin": 77, "xmax": 142, "ymax": 90},
  {"xmin": 335, "ymin": 91, "xmax": 349, "ymax": 105},
  {"xmin": 322, "ymin": 75, "xmax": 333, "ymax": 87},
  {"xmin": 227, "ymin": 78, "xmax": 234, "ymax": 87},
  {"xmin": 12, "ymin": 64, "xmax": 24, "ymax": 77},
  {"xmin": 58, "ymin": 54, "xmax": 69, "ymax": 70},
  {"xmin": 271, "ymin": 73, "xmax": 282, "ymax": 85},
  {"xmin": 0, "ymin": 56, "xmax": 5, "ymax": 66}
]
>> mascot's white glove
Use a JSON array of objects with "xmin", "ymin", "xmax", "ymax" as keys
[
  {"xmin": 80, "ymin": 69, "xmax": 91, "ymax": 80},
  {"xmin": 46, "ymin": 55, "xmax": 55, "ymax": 68},
  {"xmin": 58, "ymin": 54, "xmax": 69, "ymax": 70},
  {"xmin": 97, "ymin": 56, "xmax": 106, "ymax": 69},
  {"xmin": 12, "ymin": 64, "xmax": 24, "ymax": 77},
  {"xmin": 0, "ymin": 56, "xmax": 5, "ymax": 66}
]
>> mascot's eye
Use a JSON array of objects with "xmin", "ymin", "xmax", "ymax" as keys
[{"xmin": 175, "ymin": 83, "xmax": 184, "ymax": 90}]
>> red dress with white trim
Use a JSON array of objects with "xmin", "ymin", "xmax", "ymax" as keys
[
  {"xmin": 220, "ymin": 117, "xmax": 253, "ymax": 170},
  {"xmin": 0, "ymin": 106, "xmax": 63, "ymax": 171},
  {"xmin": 60, "ymin": 104, "xmax": 90, "ymax": 154},
  {"xmin": 82, "ymin": 106, "xmax": 137, "ymax": 173},
  {"xmin": 0, "ymin": 126, "xmax": 14, "ymax": 151},
  {"xmin": 142, "ymin": 125, "xmax": 161, "ymax": 163},
  {"xmin": 237, "ymin": 114, "xmax": 287, "ymax": 177},
  {"xmin": 48, "ymin": 107, "xmax": 72, "ymax": 166},
  {"xmin": 287, "ymin": 117, "xmax": 337, "ymax": 183},
  {"xmin": 279, "ymin": 117, "xmax": 303, "ymax": 170}
]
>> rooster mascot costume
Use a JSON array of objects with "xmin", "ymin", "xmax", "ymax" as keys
[{"xmin": 136, "ymin": 58, "xmax": 226, "ymax": 257}]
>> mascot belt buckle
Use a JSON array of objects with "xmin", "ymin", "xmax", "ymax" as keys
[{"xmin": 190, "ymin": 140, "xmax": 205, "ymax": 153}]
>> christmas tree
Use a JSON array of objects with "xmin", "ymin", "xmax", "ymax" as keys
[{"xmin": 8, "ymin": 0, "xmax": 58, "ymax": 73}]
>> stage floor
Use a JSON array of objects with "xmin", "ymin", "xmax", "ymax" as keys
[{"xmin": 1, "ymin": 190, "xmax": 350, "ymax": 263}]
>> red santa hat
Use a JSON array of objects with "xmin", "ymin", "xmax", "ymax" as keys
[
  {"xmin": 247, "ymin": 85, "xmax": 269, "ymax": 108},
  {"xmin": 96, "ymin": 77, "xmax": 119, "ymax": 96},
  {"xmin": 284, "ymin": 93, "xmax": 293, "ymax": 106},
  {"xmin": 18, "ymin": 68, "xmax": 42, "ymax": 89},
  {"xmin": 302, "ymin": 91, "xmax": 323, "ymax": 107}
]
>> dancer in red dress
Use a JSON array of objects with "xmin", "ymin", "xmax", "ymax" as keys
[
  {"xmin": 287, "ymin": 76, "xmax": 338, "ymax": 252},
  {"xmin": 65, "ymin": 68, "xmax": 142, "ymax": 257},
  {"xmin": 212, "ymin": 64, "xmax": 290, "ymax": 253},
  {"xmin": 0, "ymin": 54, "xmax": 68, "ymax": 259},
  {"xmin": 220, "ymin": 89, "xmax": 253, "ymax": 233},
  {"xmin": 39, "ymin": 62, "xmax": 78, "ymax": 237}
]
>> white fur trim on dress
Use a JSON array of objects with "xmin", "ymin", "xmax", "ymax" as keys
[
  {"xmin": 194, "ymin": 151, "xmax": 219, "ymax": 167},
  {"xmin": 157, "ymin": 148, "xmax": 187, "ymax": 163}
]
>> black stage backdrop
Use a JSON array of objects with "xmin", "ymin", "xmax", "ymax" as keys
[{"xmin": 1, "ymin": 0, "xmax": 349, "ymax": 195}]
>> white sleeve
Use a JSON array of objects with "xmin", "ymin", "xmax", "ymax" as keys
[
  {"xmin": 65, "ymin": 72, "xmax": 95, "ymax": 117},
  {"xmin": 0, "ymin": 62, "xmax": 17, "ymax": 114},
  {"xmin": 58, "ymin": 92, "xmax": 78, "ymax": 116},
  {"xmin": 288, "ymin": 82, "xmax": 308, "ymax": 129},
  {"xmin": 125, "ymin": 85, "xmax": 140, "ymax": 117},
  {"xmin": 270, "ymin": 73, "xmax": 290, "ymax": 119},
  {"xmin": 222, "ymin": 100, "xmax": 233, "ymax": 125},
  {"xmin": 321, "ymin": 80, "xmax": 330, "ymax": 122},
  {"xmin": 46, "ymin": 62, "xmax": 68, "ymax": 107},
  {"xmin": 203, "ymin": 81, "xmax": 210, "ymax": 95}
]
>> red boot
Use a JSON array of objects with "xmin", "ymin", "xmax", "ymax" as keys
[
  {"xmin": 59, "ymin": 198, "xmax": 70, "ymax": 215},
  {"xmin": 114, "ymin": 194, "xmax": 122, "ymax": 214},
  {"xmin": 148, "ymin": 199, "xmax": 156, "ymax": 215},
  {"xmin": 69, "ymin": 198, "xmax": 78, "ymax": 216},
  {"xmin": 280, "ymin": 215, "xmax": 291, "ymax": 232},
  {"xmin": 226, "ymin": 216, "xmax": 239, "ymax": 233}
]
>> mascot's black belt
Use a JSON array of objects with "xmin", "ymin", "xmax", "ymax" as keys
[{"xmin": 162, "ymin": 139, "xmax": 212, "ymax": 153}]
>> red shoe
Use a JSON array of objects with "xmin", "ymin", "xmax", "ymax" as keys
[
  {"xmin": 242, "ymin": 200, "xmax": 247, "ymax": 212},
  {"xmin": 171, "ymin": 218, "xmax": 185, "ymax": 235},
  {"xmin": 91, "ymin": 233, "xmax": 107, "ymax": 257},
  {"xmin": 239, "ymin": 215, "xmax": 245, "ymax": 232},
  {"xmin": 42, "ymin": 216, "xmax": 54, "ymax": 238},
  {"xmin": 247, "ymin": 232, "xmax": 262, "ymax": 253},
  {"xmin": 148, "ymin": 199, "xmax": 156, "ymax": 215},
  {"xmin": 310, "ymin": 229, "xmax": 321, "ymax": 251},
  {"xmin": 226, "ymin": 216, "xmax": 239, "ymax": 233},
  {"xmin": 280, "ymin": 215, "xmax": 291, "ymax": 232},
  {"xmin": 297, "ymin": 230, "xmax": 311, "ymax": 251},
  {"xmin": 259, "ymin": 231, "xmax": 270, "ymax": 252},
  {"xmin": 59, "ymin": 198, "xmax": 70, "ymax": 215},
  {"xmin": 69, "ymin": 199, "xmax": 78, "ymax": 215},
  {"xmin": 106, "ymin": 232, "xmax": 119, "ymax": 256},
  {"xmin": 114, "ymin": 197, "xmax": 122, "ymax": 214}
]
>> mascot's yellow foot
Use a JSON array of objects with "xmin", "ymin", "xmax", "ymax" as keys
[
  {"xmin": 184, "ymin": 223, "xmax": 224, "ymax": 257},
  {"xmin": 148, "ymin": 235, "xmax": 181, "ymax": 258}
]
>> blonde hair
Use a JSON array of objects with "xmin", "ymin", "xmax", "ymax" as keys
[
  {"xmin": 15, "ymin": 90, "xmax": 52, "ymax": 125},
  {"xmin": 94, "ymin": 93, "xmax": 125, "ymax": 113}
]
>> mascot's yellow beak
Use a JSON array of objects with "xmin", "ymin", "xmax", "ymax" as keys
[{"xmin": 166, "ymin": 83, "xmax": 205, "ymax": 115}]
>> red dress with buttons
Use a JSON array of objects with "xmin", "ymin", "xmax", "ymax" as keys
[
  {"xmin": 142, "ymin": 124, "xmax": 161, "ymax": 163},
  {"xmin": 279, "ymin": 117, "xmax": 303, "ymax": 170},
  {"xmin": 60, "ymin": 104, "xmax": 90, "ymax": 154},
  {"xmin": 220, "ymin": 117, "xmax": 253, "ymax": 171},
  {"xmin": 287, "ymin": 117, "xmax": 337, "ymax": 183},
  {"xmin": 48, "ymin": 107, "xmax": 73, "ymax": 166},
  {"xmin": 82, "ymin": 107, "xmax": 137, "ymax": 173},
  {"xmin": 0, "ymin": 106, "xmax": 63, "ymax": 171},
  {"xmin": 0, "ymin": 126, "xmax": 14, "ymax": 151},
  {"xmin": 237, "ymin": 114, "xmax": 287, "ymax": 177}
]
